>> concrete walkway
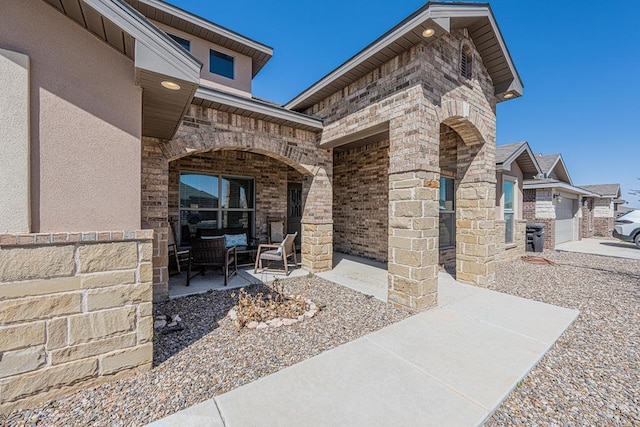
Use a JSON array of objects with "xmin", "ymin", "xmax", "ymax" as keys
[
  {"xmin": 556, "ymin": 238, "xmax": 640, "ymax": 260},
  {"xmin": 316, "ymin": 252, "xmax": 388, "ymax": 301},
  {"xmin": 149, "ymin": 270, "xmax": 578, "ymax": 427}
]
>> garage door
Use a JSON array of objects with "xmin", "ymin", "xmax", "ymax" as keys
[{"xmin": 555, "ymin": 198, "xmax": 575, "ymax": 244}]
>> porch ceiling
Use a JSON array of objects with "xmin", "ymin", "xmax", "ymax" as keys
[
  {"xmin": 43, "ymin": 0, "xmax": 201, "ymax": 140},
  {"xmin": 285, "ymin": 2, "xmax": 523, "ymax": 112}
]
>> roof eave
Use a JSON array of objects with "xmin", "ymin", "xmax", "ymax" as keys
[
  {"xmin": 523, "ymin": 181, "xmax": 594, "ymax": 196},
  {"xmin": 194, "ymin": 87, "xmax": 324, "ymax": 131}
]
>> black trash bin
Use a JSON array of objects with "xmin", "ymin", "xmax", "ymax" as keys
[{"xmin": 526, "ymin": 222, "xmax": 545, "ymax": 252}]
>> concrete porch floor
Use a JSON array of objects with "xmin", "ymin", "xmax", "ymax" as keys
[
  {"xmin": 168, "ymin": 252, "xmax": 388, "ymax": 300},
  {"xmin": 154, "ymin": 253, "xmax": 578, "ymax": 427}
]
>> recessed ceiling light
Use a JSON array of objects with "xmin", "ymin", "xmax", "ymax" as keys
[
  {"xmin": 161, "ymin": 81, "xmax": 181, "ymax": 90},
  {"xmin": 422, "ymin": 28, "xmax": 435, "ymax": 38},
  {"xmin": 503, "ymin": 93, "xmax": 514, "ymax": 99}
]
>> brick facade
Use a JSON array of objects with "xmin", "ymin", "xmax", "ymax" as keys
[
  {"xmin": 333, "ymin": 139, "xmax": 389, "ymax": 262},
  {"xmin": 581, "ymin": 197, "xmax": 594, "ymax": 238},
  {"xmin": 0, "ymin": 231, "xmax": 153, "ymax": 413}
]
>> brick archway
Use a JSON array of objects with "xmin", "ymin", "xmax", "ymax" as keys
[
  {"xmin": 436, "ymin": 99, "xmax": 492, "ymax": 146},
  {"xmin": 436, "ymin": 108, "xmax": 496, "ymax": 287},
  {"xmin": 160, "ymin": 130, "xmax": 316, "ymax": 176}
]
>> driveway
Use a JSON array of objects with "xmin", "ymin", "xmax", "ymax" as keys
[{"xmin": 555, "ymin": 238, "xmax": 640, "ymax": 260}]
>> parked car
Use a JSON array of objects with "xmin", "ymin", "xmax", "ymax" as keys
[{"xmin": 613, "ymin": 210, "xmax": 640, "ymax": 248}]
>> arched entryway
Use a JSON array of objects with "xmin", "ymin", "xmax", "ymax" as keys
[
  {"xmin": 142, "ymin": 112, "xmax": 333, "ymax": 301},
  {"xmin": 436, "ymin": 102, "xmax": 497, "ymax": 286}
]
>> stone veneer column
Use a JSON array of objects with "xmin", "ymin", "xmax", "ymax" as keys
[
  {"xmin": 455, "ymin": 141, "xmax": 496, "ymax": 286},
  {"xmin": 141, "ymin": 138, "xmax": 169, "ymax": 301},
  {"xmin": 387, "ymin": 113, "xmax": 440, "ymax": 311},
  {"xmin": 300, "ymin": 151, "xmax": 333, "ymax": 272}
]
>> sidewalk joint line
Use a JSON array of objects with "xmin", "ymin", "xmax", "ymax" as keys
[{"xmin": 363, "ymin": 336, "xmax": 490, "ymax": 412}]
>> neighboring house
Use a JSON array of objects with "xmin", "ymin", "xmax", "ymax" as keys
[
  {"xmin": 0, "ymin": 0, "xmax": 523, "ymax": 411},
  {"xmin": 494, "ymin": 142, "xmax": 542, "ymax": 260},
  {"xmin": 579, "ymin": 183, "xmax": 625, "ymax": 237},
  {"xmin": 616, "ymin": 205, "xmax": 636, "ymax": 217},
  {"xmin": 522, "ymin": 153, "xmax": 593, "ymax": 249}
]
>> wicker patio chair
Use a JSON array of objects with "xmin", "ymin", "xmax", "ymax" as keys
[
  {"xmin": 168, "ymin": 222, "xmax": 189, "ymax": 274},
  {"xmin": 186, "ymin": 237, "xmax": 237, "ymax": 286},
  {"xmin": 254, "ymin": 232, "xmax": 298, "ymax": 276}
]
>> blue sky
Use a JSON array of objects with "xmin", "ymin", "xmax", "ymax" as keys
[{"xmin": 170, "ymin": 0, "xmax": 639, "ymax": 206}]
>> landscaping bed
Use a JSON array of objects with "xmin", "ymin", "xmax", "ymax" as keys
[
  {"xmin": 486, "ymin": 251, "xmax": 640, "ymax": 426},
  {"xmin": 1, "ymin": 276, "xmax": 408, "ymax": 427}
]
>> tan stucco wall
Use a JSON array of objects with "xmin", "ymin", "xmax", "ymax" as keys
[
  {"xmin": 0, "ymin": 0, "xmax": 142, "ymax": 233},
  {"xmin": 151, "ymin": 21, "xmax": 252, "ymax": 97},
  {"xmin": 0, "ymin": 48, "xmax": 30, "ymax": 233}
]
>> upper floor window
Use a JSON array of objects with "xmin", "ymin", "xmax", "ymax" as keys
[
  {"xmin": 460, "ymin": 49, "xmax": 472, "ymax": 79},
  {"xmin": 210, "ymin": 49, "xmax": 234, "ymax": 79},
  {"xmin": 168, "ymin": 34, "xmax": 190, "ymax": 52}
]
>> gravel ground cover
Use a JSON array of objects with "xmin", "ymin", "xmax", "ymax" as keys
[
  {"xmin": 1, "ymin": 276, "xmax": 408, "ymax": 427},
  {"xmin": 486, "ymin": 251, "xmax": 640, "ymax": 426}
]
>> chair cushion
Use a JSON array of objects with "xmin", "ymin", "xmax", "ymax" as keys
[
  {"xmin": 260, "ymin": 249, "xmax": 283, "ymax": 261},
  {"xmin": 224, "ymin": 233, "xmax": 247, "ymax": 248}
]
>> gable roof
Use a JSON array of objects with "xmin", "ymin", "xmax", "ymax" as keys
[
  {"xmin": 579, "ymin": 184, "xmax": 621, "ymax": 198},
  {"xmin": 285, "ymin": 2, "xmax": 523, "ymax": 111},
  {"xmin": 43, "ymin": 0, "xmax": 202, "ymax": 139},
  {"xmin": 123, "ymin": 0, "xmax": 273, "ymax": 77},
  {"xmin": 535, "ymin": 153, "xmax": 572, "ymax": 185},
  {"xmin": 495, "ymin": 142, "xmax": 541, "ymax": 177}
]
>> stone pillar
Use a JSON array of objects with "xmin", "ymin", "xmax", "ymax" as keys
[
  {"xmin": 301, "ymin": 152, "xmax": 333, "ymax": 272},
  {"xmin": 387, "ymin": 112, "xmax": 440, "ymax": 311},
  {"xmin": 141, "ymin": 138, "xmax": 169, "ymax": 301},
  {"xmin": 455, "ymin": 141, "xmax": 496, "ymax": 286}
]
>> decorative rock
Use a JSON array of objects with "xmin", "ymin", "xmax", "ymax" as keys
[
  {"xmin": 282, "ymin": 318, "xmax": 296, "ymax": 326},
  {"xmin": 246, "ymin": 321, "xmax": 259, "ymax": 329},
  {"xmin": 156, "ymin": 315, "xmax": 167, "ymax": 321},
  {"xmin": 172, "ymin": 315, "xmax": 182, "ymax": 323},
  {"xmin": 256, "ymin": 322, "xmax": 268, "ymax": 330},
  {"xmin": 153, "ymin": 320, "xmax": 167, "ymax": 330},
  {"xmin": 297, "ymin": 315, "xmax": 305, "ymax": 322},
  {"xmin": 167, "ymin": 322, "xmax": 177, "ymax": 328},
  {"xmin": 270, "ymin": 319, "xmax": 283, "ymax": 328},
  {"xmin": 228, "ymin": 309, "xmax": 237, "ymax": 321}
]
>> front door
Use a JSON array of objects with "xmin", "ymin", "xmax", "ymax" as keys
[{"xmin": 287, "ymin": 183, "xmax": 302, "ymax": 249}]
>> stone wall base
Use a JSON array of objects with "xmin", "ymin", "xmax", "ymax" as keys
[{"xmin": 0, "ymin": 230, "xmax": 153, "ymax": 413}]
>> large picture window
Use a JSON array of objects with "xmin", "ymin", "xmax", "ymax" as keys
[
  {"xmin": 439, "ymin": 177, "xmax": 455, "ymax": 248},
  {"xmin": 179, "ymin": 173, "xmax": 254, "ymax": 244},
  {"xmin": 503, "ymin": 178, "xmax": 515, "ymax": 244}
]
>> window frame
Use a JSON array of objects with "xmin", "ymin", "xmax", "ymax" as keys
[
  {"xmin": 167, "ymin": 33, "xmax": 191, "ymax": 52},
  {"xmin": 502, "ymin": 175, "xmax": 517, "ymax": 244},
  {"xmin": 439, "ymin": 176, "xmax": 456, "ymax": 249},
  {"xmin": 209, "ymin": 48, "xmax": 235, "ymax": 80},
  {"xmin": 179, "ymin": 172, "xmax": 255, "ymax": 244}
]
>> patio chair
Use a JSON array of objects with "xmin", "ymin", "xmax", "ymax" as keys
[
  {"xmin": 267, "ymin": 217, "xmax": 286, "ymax": 244},
  {"xmin": 186, "ymin": 237, "xmax": 237, "ymax": 286},
  {"xmin": 254, "ymin": 232, "xmax": 298, "ymax": 276},
  {"xmin": 168, "ymin": 222, "xmax": 189, "ymax": 274}
]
